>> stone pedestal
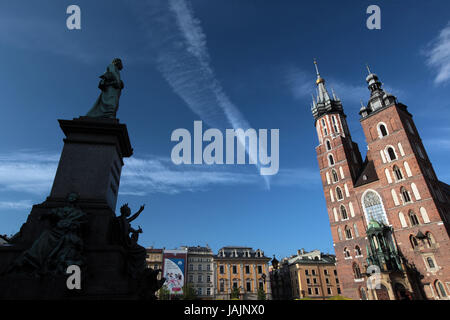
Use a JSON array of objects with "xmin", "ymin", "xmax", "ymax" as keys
[
  {"xmin": 0, "ymin": 117, "xmax": 157, "ymax": 300},
  {"xmin": 50, "ymin": 116, "xmax": 133, "ymax": 211}
]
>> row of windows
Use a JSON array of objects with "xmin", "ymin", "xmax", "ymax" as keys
[
  {"xmin": 188, "ymin": 275, "xmax": 212, "ymax": 283},
  {"xmin": 344, "ymin": 246, "xmax": 363, "ymax": 259},
  {"xmin": 188, "ymin": 257, "xmax": 212, "ymax": 262},
  {"xmin": 391, "ymin": 184, "xmax": 421, "ymax": 207},
  {"xmin": 219, "ymin": 279, "xmax": 265, "ymax": 292},
  {"xmin": 320, "ymin": 115, "xmax": 341, "ymax": 139},
  {"xmin": 219, "ymin": 250, "xmax": 265, "ymax": 258},
  {"xmin": 385, "ymin": 164, "xmax": 412, "ymax": 183},
  {"xmin": 398, "ymin": 208, "xmax": 430, "ymax": 228},
  {"xmin": 333, "ymin": 203, "xmax": 355, "ymax": 222},
  {"xmin": 300, "ymin": 285, "xmax": 341, "ymax": 296},
  {"xmin": 188, "ymin": 264, "xmax": 212, "ymax": 271},
  {"xmin": 219, "ymin": 265, "xmax": 263, "ymax": 275},
  {"xmin": 195, "ymin": 287, "xmax": 212, "ymax": 296}
]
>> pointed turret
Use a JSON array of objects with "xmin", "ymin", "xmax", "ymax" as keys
[{"xmin": 310, "ymin": 59, "xmax": 344, "ymax": 121}]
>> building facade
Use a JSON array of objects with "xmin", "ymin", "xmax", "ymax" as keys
[
  {"xmin": 310, "ymin": 61, "xmax": 450, "ymax": 300},
  {"xmin": 146, "ymin": 247, "xmax": 163, "ymax": 280},
  {"xmin": 214, "ymin": 246, "xmax": 272, "ymax": 300},
  {"xmin": 270, "ymin": 250, "xmax": 340, "ymax": 300},
  {"xmin": 287, "ymin": 250, "xmax": 340, "ymax": 299},
  {"xmin": 184, "ymin": 246, "xmax": 215, "ymax": 299}
]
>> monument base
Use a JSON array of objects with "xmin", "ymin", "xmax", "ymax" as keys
[{"xmin": 0, "ymin": 117, "xmax": 163, "ymax": 299}]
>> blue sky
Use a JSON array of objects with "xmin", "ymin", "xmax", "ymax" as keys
[{"xmin": 0, "ymin": 0, "xmax": 449, "ymax": 260}]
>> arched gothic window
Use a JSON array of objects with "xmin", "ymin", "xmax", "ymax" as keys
[
  {"xmin": 322, "ymin": 119, "xmax": 328, "ymax": 136},
  {"xmin": 340, "ymin": 205, "xmax": 348, "ymax": 220},
  {"xmin": 332, "ymin": 116, "xmax": 339, "ymax": 133},
  {"xmin": 435, "ymin": 280, "xmax": 448, "ymax": 298},
  {"xmin": 379, "ymin": 124, "xmax": 388, "ymax": 137},
  {"xmin": 427, "ymin": 257, "xmax": 435, "ymax": 269},
  {"xmin": 393, "ymin": 165, "xmax": 403, "ymax": 181},
  {"xmin": 408, "ymin": 211, "xmax": 420, "ymax": 226},
  {"xmin": 336, "ymin": 187, "xmax": 343, "ymax": 200},
  {"xmin": 345, "ymin": 226, "xmax": 353, "ymax": 239},
  {"xmin": 353, "ymin": 263, "xmax": 362, "ymax": 279},
  {"xmin": 410, "ymin": 235, "xmax": 418, "ymax": 248},
  {"xmin": 328, "ymin": 154, "xmax": 335, "ymax": 166},
  {"xmin": 355, "ymin": 246, "xmax": 362, "ymax": 256},
  {"xmin": 387, "ymin": 147, "xmax": 397, "ymax": 161},
  {"xmin": 332, "ymin": 169, "xmax": 339, "ymax": 183},
  {"xmin": 362, "ymin": 191, "xmax": 388, "ymax": 224},
  {"xmin": 343, "ymin": 247, "xmax": 350, "ymax": 258},
  {"xmin": 326, "ymin": 140, "xmax": 332, "ymax": 151},
  {"xmin": 401, "ymin": 187, "xmax": 412, "ymax": 203}
]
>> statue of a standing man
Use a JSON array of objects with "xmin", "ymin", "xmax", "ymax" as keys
[{"xmin": 86, "ymin": 58, "xmax": 124, "ymax": 118}]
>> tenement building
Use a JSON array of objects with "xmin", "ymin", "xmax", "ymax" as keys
[
  {"xmin": 184, "ymin": 246, "xmax": 215, "ymax": 299},
  {"xmin": 214, "ymin": 246, "xmax": 271, "ymax": 300},
  {"xmin": 310, "ymin": 61, "xmax": 450, "ymax": 300},
  {"xmin": 146, "ymin": 247, "xmax": 163, "ymax": 277},
  {"xmin": 271, "ymin": 250, "xmax": 340, "ymax": 300}
]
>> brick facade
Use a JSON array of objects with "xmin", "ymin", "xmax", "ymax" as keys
[{"xmin": 311, "ymin": 64, "xmax": 450, "ymax": 300}]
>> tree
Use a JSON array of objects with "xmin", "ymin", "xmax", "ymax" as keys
[
  {"xmin": 230, "ymin": 287, "xmax": 240, "ymax": 300},
  {"xmin": 158, "ymin": 285, "xmax": 171, "ymax": 300},
  {"xmin": 182, "ymin": 283, "xmax": 198, "ymax": 300},
  {"xmin": 257, "ymin": 286, "xmax": 266, "ymax": 300}
]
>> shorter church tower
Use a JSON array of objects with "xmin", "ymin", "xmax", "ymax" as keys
[{"xmin": 311, "ymin": 62, "xmax": 450, "ymax": 300}]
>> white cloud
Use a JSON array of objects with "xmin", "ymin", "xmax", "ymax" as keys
[
  {"xmin": 425, "ymin": 22, "xmax": 450, "ymax": 85},
  {"xmin": 134, "ymin": 0, "xmax": 270, "ymax": 187},
  {"xmin": 0, "ymin": 150, "xmax": 316, "ymax": 198},
  {"xmin": 0, "ymin": 200, "xmax": 33, "ymax": 210},
  {"xmin": 0, "ymin": 150, "xmax": 57, "ymax": 195}
]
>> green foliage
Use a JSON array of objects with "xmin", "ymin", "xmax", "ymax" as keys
[
  {"xmin": 230, "ymin": 287, "xmax": 240, "ymax": 299},
  {"xmin": 257, "ymin": 286, "xmax": 266, "ymax": 300},
  {"xmin": 158, "ymin": 285, "xmax": 171, "ymax": 300},
  {"xmin": 182, "ymin": 283, "xmax": 198, "ymax": 300}
]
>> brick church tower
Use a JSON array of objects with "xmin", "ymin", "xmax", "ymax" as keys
[{"xmin": 311, "ymin": 61, "xmax": 450, "ymax": 300}]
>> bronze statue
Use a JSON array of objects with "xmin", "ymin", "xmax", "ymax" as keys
[
  {"xmin": 86, "ymin": 58, "xmax": 124, "ymax": 118},
  {"xmin": 5, "ymin": 193, "xmax": 87, "ymax": 276},
  {"xmin": 115, "ymin": 203, "xmax": 147, "ymax": 278}
]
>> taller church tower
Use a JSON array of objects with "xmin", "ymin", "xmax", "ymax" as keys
[{"xmin": 311, "ymin": 62, "xmax": 450, "ymax": 300}]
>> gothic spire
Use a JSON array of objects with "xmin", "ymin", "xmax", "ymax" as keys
[{"xmin": 310, "ymin": 59, "xmax": 344, "ymax": 120}]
